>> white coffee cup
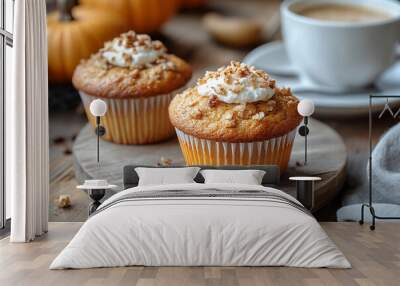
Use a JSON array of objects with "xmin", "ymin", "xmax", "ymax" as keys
[{"xmin": 281, "ymin": 0, "xmax": 400, "ymax": 89}]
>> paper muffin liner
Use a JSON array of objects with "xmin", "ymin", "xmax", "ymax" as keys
[
  {"xmin": 175, "ymin": 128, "xmax": 297, "ymax": 172},
  {"xmin": 80, "ymin": 91, "xmax": 175, "ymax": 145}
]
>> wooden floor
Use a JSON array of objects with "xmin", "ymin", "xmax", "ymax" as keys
[{"xmin": 0, "ymin": 223, "xmax": 399, "ymax": 286}]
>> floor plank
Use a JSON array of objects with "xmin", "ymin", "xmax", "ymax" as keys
[{"xmin": 0, "ymin": 223, "xmax": 399, "ymax": 286}]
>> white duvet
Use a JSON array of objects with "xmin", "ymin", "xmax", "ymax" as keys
[{"xmin": 50, "ymin": 183, "xmax": 350, "ymax": 269}]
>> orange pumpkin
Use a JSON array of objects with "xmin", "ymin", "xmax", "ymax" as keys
[
  {"xmin": 181, "ymin": 0, "xmax": 207, "ymax": 8},
  {"xmin": 47, "ymin": 0, "xmax": 128, "ymax": 83},
  {"xmin": 81, "ymin": 0, "xmax": 180, "ymax": 33}
]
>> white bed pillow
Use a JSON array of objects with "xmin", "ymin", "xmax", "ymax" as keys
[
  {"xmin": 135, "ymin": 167, "xmax": 200, "ymax": 186},
  {"xmin": 200, "ymin": 169, "xmax": 266, "ymax": 185}
]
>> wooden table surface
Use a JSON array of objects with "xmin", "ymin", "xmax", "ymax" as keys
[{"xmin": 48, "ymin": 0, "xmax": 397, "ymax": 222}]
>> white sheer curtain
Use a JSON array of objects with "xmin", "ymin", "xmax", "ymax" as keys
[{"xmin": 7, "ymin": 0, "xmax": 49, "ymax": 242}]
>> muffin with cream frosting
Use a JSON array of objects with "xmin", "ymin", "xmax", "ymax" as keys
[
  {"xmin": 169, "ymin": 61, "xmax": 302, "ymax": 171},
  {"xmin": 73, "ymin": 31, "xmax": 192, "ymax": 144}
]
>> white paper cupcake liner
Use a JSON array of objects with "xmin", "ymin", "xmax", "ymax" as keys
[
  {"xmin": 80, "ymin": 91, "xmax": 175, "ymax": 144},
  {"xmin": 175, "ymin": 128, "xmax": 297, "ymax": 171}
]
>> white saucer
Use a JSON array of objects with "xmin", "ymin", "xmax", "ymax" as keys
[{"xmin": 243, "ymin": 41, "xmax": 400, "ymax": 117}]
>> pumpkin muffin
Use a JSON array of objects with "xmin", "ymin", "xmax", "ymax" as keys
[
  {"xmin": 73, "ymin": 31, "xmax": 192, "ymax": 144},
  {"xmin": 169, "ymin": 61, "xmax": 302, "ymax": 171}
]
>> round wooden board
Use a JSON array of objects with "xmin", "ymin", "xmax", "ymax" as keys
[{"xmin": 73, "ymin": 118, "xmax": 346, "ymax": 212}]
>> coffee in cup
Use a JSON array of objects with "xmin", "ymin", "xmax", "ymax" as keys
[
  {"xmin": 281, "ymin": 0, "xmax": 400, "ymax": 89},
  {"xmin": 298, "ymin": 3, "xmax": 392, "ymax": 23}
]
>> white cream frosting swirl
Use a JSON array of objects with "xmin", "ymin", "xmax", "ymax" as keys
[
  {"xmin": 101, "ymin": 31, "xmax": 166, "ymax": 68},
  {"xmin": 197, "ymin": 62, "xmax": 275, "ymax": 104}
]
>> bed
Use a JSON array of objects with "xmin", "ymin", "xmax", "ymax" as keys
[{"xmin": 50, "ymin": 165, "xmax": 350, "ymax": 269}]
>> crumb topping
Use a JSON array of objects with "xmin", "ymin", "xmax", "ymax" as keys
[
  {"xmin": 252, "ymin": 111, "xmax": 265, "ymax": 120},
  {"xmin": 168, "ymin": 81, "xmax": 302, "ymax": 142},
  {"xmin": 76, "ymin": 31, "xmax": 188, "ymax": 86},
  {"xmin": 197, "ymin": 61, "xmax": 277, "ymax": 104},
  {"xmin": 86, "ymin": 31, "xmax": 171, "ymax": 72}
]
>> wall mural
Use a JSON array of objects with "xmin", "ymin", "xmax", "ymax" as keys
[{"xmin": 45, "ymin": 0, "xmax": 400, "ymax": 230}]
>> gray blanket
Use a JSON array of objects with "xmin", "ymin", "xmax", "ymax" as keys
[
  {"xmin": 337, "ymin": 123, "xmax": 400, "ymax": 222},
  {"xmin": 370, "ymin": 123, "xmax": 400, "ymax": 204}
]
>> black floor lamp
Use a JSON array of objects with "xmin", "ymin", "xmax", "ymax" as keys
[
  {"xmin": 77, "ymin": 99, "xmax": 112, "ymax": 215},
  {"xmin": 89, "ymin": 99, "xmax": 107, "ymax": 163},
  {"xmin": 297, "ymin": 99, "xmax": 315, "ymax": 165}
]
